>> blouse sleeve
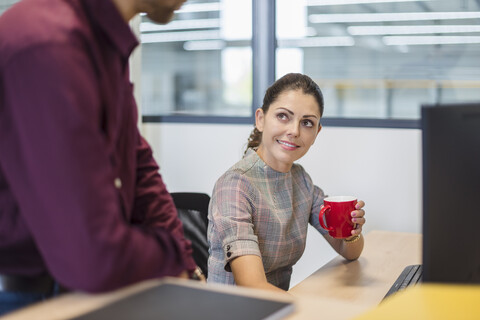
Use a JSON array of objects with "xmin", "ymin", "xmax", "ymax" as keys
[
  {"xmin": 209, "ymin": 171, "xmax": 261, "ymax": 271},
  {"xmin": 300, "ymin": 168, "xmax": 328, "ymax": 235}
]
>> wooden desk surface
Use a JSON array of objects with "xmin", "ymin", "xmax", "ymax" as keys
[
  {"xmin": 286, "ymin": 230, "xmax": 422, "ymax": 319},
  {"xmin": 0, "ymin": 230, "xmax": 422, "ymax": 320}
]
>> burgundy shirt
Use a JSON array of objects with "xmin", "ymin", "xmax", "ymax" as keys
[{"xmin": 0, "ymin": 0, "xmax": 196, "ymax": 292}]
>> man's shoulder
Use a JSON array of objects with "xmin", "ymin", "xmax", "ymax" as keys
[{"xmin": 0, "ymin": 0, "xmax": 87, "ymax": 64}]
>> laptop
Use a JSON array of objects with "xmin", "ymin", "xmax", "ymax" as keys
[
  {"xmin": 70, "ymin": 279, "xmax": 294, "ymax": 320},
  {"xmin": 384, "ymin": 102, "xmax": 480, "ymax": 300}
]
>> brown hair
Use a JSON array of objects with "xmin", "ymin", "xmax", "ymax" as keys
[{"xmin": 245, "ymin": 73, "xmax": 324, "ymax": 154}]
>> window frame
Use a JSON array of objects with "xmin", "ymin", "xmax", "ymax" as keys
[{"xmin": 141, "ymin": 0, "xmax": 422, "ymax": 129}]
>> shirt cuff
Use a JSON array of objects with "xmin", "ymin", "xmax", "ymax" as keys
[{"xmin": 223, "ymin": 239, "xmax": 261, "ymax": 272}]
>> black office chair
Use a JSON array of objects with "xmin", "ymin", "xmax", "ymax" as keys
[{"xmin": 170, "ymin": 192, "xmax": 210, "ymax": 279}]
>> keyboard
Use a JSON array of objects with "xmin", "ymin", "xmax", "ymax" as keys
[{"xmin": 383, "ymin": 264, "xmax": 423, "ymax": 300}]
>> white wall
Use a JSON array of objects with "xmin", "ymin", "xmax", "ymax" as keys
[{"xmin": 142, "ymin": 123, "xmax": 422, "ymax": 287}]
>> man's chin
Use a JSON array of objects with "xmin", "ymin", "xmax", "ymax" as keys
[{"xmin": 147, "ymin": 11, "xmax": 175, "ymax": 24}]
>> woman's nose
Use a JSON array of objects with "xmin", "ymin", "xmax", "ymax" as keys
[{"xmin": 287, "ymin": 122, "xmax": 300, "ymax": 137}]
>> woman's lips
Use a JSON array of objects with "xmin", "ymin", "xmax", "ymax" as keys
[{"xmin": 277, "ymin": 140, "xmax": 299, "ymax": 150}]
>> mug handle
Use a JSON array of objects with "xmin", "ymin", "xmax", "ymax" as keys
[{"xmin": 319, "ymin": 205, "xmax": 334, "ymax": 231}]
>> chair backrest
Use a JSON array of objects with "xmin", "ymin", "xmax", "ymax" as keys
[{"xmin": 170, "ymin": 192, "xmax": 210, "ymax": 278}]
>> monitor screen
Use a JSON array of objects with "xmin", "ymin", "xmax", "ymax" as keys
[{"xmin": 422, "ymin": 102, "xmax": 480, "ymax": 283}]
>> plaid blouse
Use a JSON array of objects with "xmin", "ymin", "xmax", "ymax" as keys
[{"xmin": 207, "ymin": 149, "xmax": 327, "ymax": 290}]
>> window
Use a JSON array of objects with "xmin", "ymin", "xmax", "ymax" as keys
[
  {"xmin": 4, "ymin": 0, "xmax": 478, "ymax": 127},
  {"xmin": 140, "ymin": 0, "xmax": 253, "ymax": 119},
  {"xmin": 276, "ymin": 0, "xmax": 480, "ymax": 121}
]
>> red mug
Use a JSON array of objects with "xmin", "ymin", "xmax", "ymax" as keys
[{"xmin": 319, "ymin": 196, "xmax": 357, "ymax": 239}]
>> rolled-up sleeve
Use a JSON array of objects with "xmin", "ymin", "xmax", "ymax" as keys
[{"xmin": 210, "ymin": 172, "xmax": 261, "ymax": 271}]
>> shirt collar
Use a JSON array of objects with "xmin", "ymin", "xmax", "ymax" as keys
[
  {"xmin": 82, "ymin": 0, "xmax": 138, "ymax": 61},
  {"xmin": 245, "ymin": 148, "xmax": 290, "ymax": 176}
]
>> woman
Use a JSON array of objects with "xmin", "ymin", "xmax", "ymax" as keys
[{"xmin": 207, "ymin": 73, "xmax": 366, "ymax": 292}]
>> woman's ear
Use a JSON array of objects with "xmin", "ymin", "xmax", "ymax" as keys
[{"xmin": 255, "ymin": 108, "xmax": 265, "ymax": 132}]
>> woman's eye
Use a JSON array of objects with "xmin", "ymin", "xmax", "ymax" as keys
[
  {"xmin": 302, "ymin": 120, "xmax": 314, "ymax": 127},
  {"xmin": 277, "ymin": 113, "xmax": 288, "ymax": 120}
]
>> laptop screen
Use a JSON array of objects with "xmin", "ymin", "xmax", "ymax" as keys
[{"xmin": 70, "ymin": 281, "xmax": 294, "ymax": 320}]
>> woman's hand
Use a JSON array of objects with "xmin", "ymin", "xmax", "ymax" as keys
[
  {"xmin": 323, "ymin": 200, "xmax": 366, "ymax": 261},
  {"xmin": 349, "ymin": 200, "xmax": 366, "ymax": 238}
]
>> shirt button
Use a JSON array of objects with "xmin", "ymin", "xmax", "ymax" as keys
[{"xmin": 114, "ymin": 177, "xmax": 122, "ymax": 189}]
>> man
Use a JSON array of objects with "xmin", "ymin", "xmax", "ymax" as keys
[{"xmin": 0, "ymin": 0, "xmax": 197, "ymax": 315}]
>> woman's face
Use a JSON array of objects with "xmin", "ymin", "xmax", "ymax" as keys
[{"xmin": 255, "ymin": 89, "xmax": 322, "ymax": 172}]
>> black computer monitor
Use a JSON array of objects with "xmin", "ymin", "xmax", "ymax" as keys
[{"xmin": 422, "ymin": 102, "xmax": 480, "ymax": 283}]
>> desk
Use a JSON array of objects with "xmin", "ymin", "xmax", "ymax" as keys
[
  {"xmin": 286, "ymin": 230, "xmax": 422, "ymax": 319},
  {"xmin": 0, "ymin": 231, "xmax": 421, "ymax": 320}
]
